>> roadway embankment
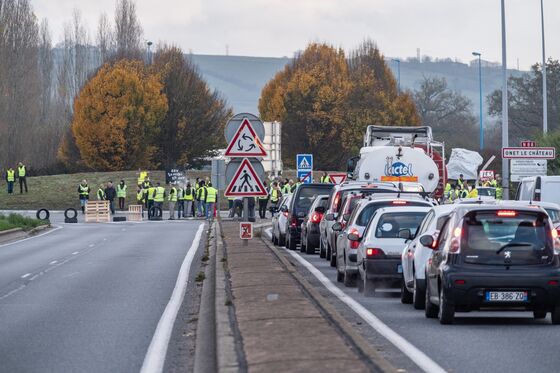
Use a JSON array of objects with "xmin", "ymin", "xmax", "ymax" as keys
[{"xmin": 205, "ymin": 219, "xmax": 395, "ymax": 373}]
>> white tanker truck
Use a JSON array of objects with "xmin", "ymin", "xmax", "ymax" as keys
[{"xmin": 347, "ymin": 126, "xmax": 447, "ymax": 198}]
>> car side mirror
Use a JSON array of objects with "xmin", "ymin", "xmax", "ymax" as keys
[
  {"xmin": 315, "ymin": 206, "xmax": 326, "ymax": 214},
  {"xmin": 419, "ymin": 234, "xmax": 435, "ymax": 249},
  {"xmin": 343, "ymin": 214, "xmax": 351, "ymax": 221},
  {"xmin": 280, "ymin": 205, "xmax": 288, "ymax": 213},
  {"xmin": 325, "ymin": 213, "xmax": 335, "ymax": 221},
  {"xmin": 398, "ymin": 229, "xmax": 412, "ymax": 240},
  {"xmin": 347, "ymin": 233, "xmax": 361, "ymax": 242},
  {"xmin": 332, "ymin": 222, "xmax": 342, "ymax": 232}
]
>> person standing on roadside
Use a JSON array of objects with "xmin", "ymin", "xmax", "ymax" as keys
[
  {"xmin": 258, "ymin": 181, "xmax": 269, "ymax": 219},
  {"xmin": 176, "ymin": 184, "xmax": 184, "ymax": 219},
  {"xmin": 97, "ymin": 183, "xmax": 106, "ymax": 200},
  {"xmin": 154, "ymin": 182, "xmax": 166, "ymax": 212},
  {"xmin": 168, "ymin": 183, "xmax": 177, "ymax": 220},
  {"xmin": 136, "ymin": 184, "xmax": 145, "ymax": 205},
  {"xmin": 197, "ymin": 180, "xmax": 207, "ymax": 217},
  {"xmin": 320, "ymin": 171, "xmax": 330, "ymax": 183},
  {"xmin": 78, "ymin": 180, "xmax": 90, "ymax": 214},
  {"xmin": 205, "ymin": 182, "xmax": 218, "ymax": 220},
  {"xmin": 270, "ymin": 181, "xmax": 282, "ymax": 210},
  {"xmin": 116, "ymin": 180, "xmax": 127, "ymax": 210},
  {"xmin": 183, "ymin": 182, "xmax": 194, "ymax": 218},
  {"xmin": 17, "ymin": 162, "xmax": 28, "ymax": 193},
  {"xmin": 6, "ymin": 167, "xmax": 15, "ymax": 194},
  {"xmin": 105, "ymin": 181, "xmax": 116, "ymax": 214}
]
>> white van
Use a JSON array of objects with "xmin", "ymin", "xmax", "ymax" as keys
[{"xmin": 516, "ymin": 176, "xmax": 560, "ymax": 205}]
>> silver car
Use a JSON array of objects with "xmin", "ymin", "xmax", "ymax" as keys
[
  {"xmin": 401, "ymin": 204, "xmax": 455, "ymax": 308},
  {"xmin": 271, "ymin": 194, "xmax": 292, "ymax": 246}
]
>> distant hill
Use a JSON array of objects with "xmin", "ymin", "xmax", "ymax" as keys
[{"xmin": 188, "ymin": 54, "xmax": 525, "ymax": 116}]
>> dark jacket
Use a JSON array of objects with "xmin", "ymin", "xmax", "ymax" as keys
[{"xmin": 104, "ymin": 186, "xmax": 116, "ymax": 201}]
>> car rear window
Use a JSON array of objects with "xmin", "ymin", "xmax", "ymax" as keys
[
  {"xmin": 544, "ymin": 208, "xmax": 560, "ymax": 224},
  {"xmin": 332, "ymin": 187, "xmax": 397, "ymax": 214},
  {"xmin": 295, "ymin": 186, "xmax": 333, "ymax": 215},
  {"xmin": 375, "ymin": 212, "xmax": 428, "ymax": 238},
  {"xmin": 356, "ymin": 201, "xmax": 431, "ymax": 227},
  {"xmin": 462, "ymin": 210, "xmax": 554, "ymax": 265},
  {"xmin": 478, "ymin": 188, "xmax": 496, "ymax": 197}
]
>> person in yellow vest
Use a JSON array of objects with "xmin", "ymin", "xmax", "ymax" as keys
[
  {"xmin": 176, "ymin": 185, "xmax": 184, "ymax": 219},
  {"xmin": 197, "ymin": 180, "xmax": 207, "ymax": 217},
  {"xmin": 183, "ymin": 182, "xmax": 194, "ymax": 218},
  {"xmin": 77, "ymin": 179, "xmax": 90, "ymax": 213},
  {"xmin": 117, "ymin": 180, "xmax": 127, "ymax": 211},
  {"xmin": 457, "ymin": 174, "xmax": 465, "ymax": 190},
  {"xmin": 6, "ymin": 167, "xmax": 15, "ymax": 194},
  {"xmin": 320, "ymin": 171, "xmax": 330, "ymax": 184},
  {"xmin": 17, "ymin": 162, "xmax": 27, "ymax": 193},
  {"xmin": 444, "ymin": 182, "xmax": 452, "ymax": 201},
  {"xmin": 258, "ymin": 181, "xmax": 269, "ymax": 219},
  {"xmin": 168, "ymin": 183, "xmax": 178, "ymax": 220},
  {"xmin": 137, "ymin": 170, "xmax": 148, "ymax": 187},
  {"xmin": 205, "ymin": 182, "xmax": 218, "ymax": 220},
  {"xmin": 154, "ymin": 182, "xmax": 166, "ymax": 211},
  {"xmin": 270, "ymin": 181, "xmax": 282, "ymax": 209},
  {"xmin": 147, "ymin": 182, "xmax": 156, "ymax": 214},
  {"xmin": 97, "ymin": 184, "xmax": 106, "ymax": 200},
  {"xmin": 136, "ymin": 185, "xmax": 145, "ymax": 205},
  {"xmin": 467, "ymin": 183, "xmax": 478, "ymax": 199}
]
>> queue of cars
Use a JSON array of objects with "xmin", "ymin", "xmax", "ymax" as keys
[{"xmin": 270, "ymin": 180, "xmax": 560, "ymax": 325}]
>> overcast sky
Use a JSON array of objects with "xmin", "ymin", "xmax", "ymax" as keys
[{"xmin": 33, "ymin": 0, "xmax": 559, "ymax": 70}]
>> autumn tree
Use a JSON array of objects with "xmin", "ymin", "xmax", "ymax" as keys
[
  {"xmin": 153, "ymin": 45, "xmax": 232, "ymax": 168},
  {"xmin": 66, "ymin": 60, "xmax": 167, "ymax": 170}
]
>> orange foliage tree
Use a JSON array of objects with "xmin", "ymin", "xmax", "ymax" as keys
[{"xmin": 69, "ymin": 60, "xmax": 168, "ymax": 170}]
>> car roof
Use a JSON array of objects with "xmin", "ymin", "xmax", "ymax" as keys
[
  {"xmin": 507, "ymin": 200, "xmax": 560, "ymax": 210},
  {"xmin": 453, "ymin": 203, "xmax": 550, "ymax": 217},
  {"xmin": 374, "ymin": 206, "xmax": 431, "ymax": 215}
]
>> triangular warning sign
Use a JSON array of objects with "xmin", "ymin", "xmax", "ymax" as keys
[
  {"xmin": 225, "ymin": 158, "xmax": 268, "ymax": 197},
  {"xmin": 225, "ymin": 118, "xmax": 267, "ymax": 157},
  {"xmin": 299, "ymin": 157, "xmax": 310, "ymax": 169},
  {"xmin": 329, "ymin": 173, "xmax": 347, "ymax": 185}
]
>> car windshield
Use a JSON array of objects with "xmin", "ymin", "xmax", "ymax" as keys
[
  {"xmin": 477, "ymin": 188, "xmax": 495, "ymax": 197},
  {"xmin": 356, "ymin": 201, "xmax": 431, "ymax": 226},
  {"xmin": 462, "ymin": 210, "xmax": 553, "ymax": 265},
  {"xmin": 375, "ymin": 212, "xmax": 428, "ymax": 238}
]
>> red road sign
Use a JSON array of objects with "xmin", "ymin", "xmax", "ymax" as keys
[
  {"xmin": 224, "ymin": 118, "xmax": 267, "ymax": 157},
  {"xmin": 521, "ymin": 140, "xmax": 536, "ymax": 148},
  {"xmin": 328, "ymin": 173, "xmax": 347, "ymax": 185},
  {"xmin": 240, "ymin": 222, "xmax": 253, "ymax": 240},
  {"xmin": 479, "ymin": 170, "xmax": 495, "ymax": 181},
  {"xmin": 225, "ymin": 158, "xmax": 268, "ymax": 197},
  {"xmin": 502, "ymin": 147, "xmax": 555, "ymax": 159}
]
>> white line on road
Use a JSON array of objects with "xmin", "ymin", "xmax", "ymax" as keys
[
  {"xmin": 0, "ymin": 226, "xmax": 62, "ymax": 248},
  {"xmin": 89, "ymin": 244, "xmax": 94, "ymax": 247},
  {"xmin": 49, "ymin": 260, "xmax": 58, "ymax": 265},
  {"xmin": 140, "ymin": 223, "xmax": 205, "ymax": 373},
  {"xmin": 283, "ymin": 243, "xmax": 447, "ymax": 373},
  {"xmin": 72, "ymin": 251, "xmax": 79, "ymax": 255},
  {"xmin": 21, "ymin": 273, "xmax": 31, "ymax": 279}
]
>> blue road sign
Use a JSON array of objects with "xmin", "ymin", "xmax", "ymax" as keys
[
  {"xmin": 297, "ymin": 170, "xmax": 313, "ymax": 184},
  {"xmin": 297, "ymin": 154, "xmax": 313, "ymax": 171}
]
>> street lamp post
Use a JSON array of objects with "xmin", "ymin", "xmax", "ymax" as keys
[
  {"xmin": 540, "ymin": 0, "xmax": 548, "ymax": 133},
  {"xmin": 392, "ymin": 58, "xmax": 401, "ymax": 94},
  {"xmin": 472, "ymin": 52, "xmax": 484, "ymax": 151},
  {"xmin": 500, "ymin": 0, "xmax": 509, "ymax": 198},
  {"xmin": 147, "ymin": 41, "xmax": 153, "ymax": 65}
]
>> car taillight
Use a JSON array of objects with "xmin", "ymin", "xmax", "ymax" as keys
[
  {"xmin": 366, "ymin": 248, "xmax": 385, "ymax": 258},
  {"xmin": 283, "ymin": 211, "xmax": 289, "ymax": 217},
  {"xmin": 497, "ymin": 210, "xmax": 517, "ymax": 217},
  {"xmin": 449, "ymin": 226, "xmax": 462, "ymax": 253},
  {"xmin": 333, "ymin": 192, "xmax": 341, "ymax": 211},
  {"xmin": 552, "ymin": 228, "xmax": 560, "ymax": 253},
  {"xmin": 392, "ymin": 200, "xmax": 407, "ymax": 205},
  {"xmin": 311, "ymin": 212, "xmax": 323, "ymax": 224},
  {"xmin": 349, "ymin": 228, "xmax": 360, "ymax": 249},
  {"xmin": 291, "ymin": 217, "xmax": 298, "ymax": 227}
]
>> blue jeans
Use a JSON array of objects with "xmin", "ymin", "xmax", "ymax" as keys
[
  {"xmin": 7, "ymin": 181, "xmax": 14, "ymax": 194},
  {"xmin": 205, "ymin": 202, "xmax": 215, "ymax": 220},
  {"xmin": 197, "ymin": 200, "xmax": 205, "ymax": 217}
]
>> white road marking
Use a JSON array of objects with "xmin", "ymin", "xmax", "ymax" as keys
[
  {"xmin": 140, "ymin": 223, "xmax": 205, "ymax": 373},
  {"xmin": 284, "ymin": 248, "xmax": 447, "ymax": 373},
  {"xmin": 21, "ymin": 273, "xmax": 31, "ymax": 279},
  {"xmin": 29, "ymin": 275, "xmax": 39, "ymax": 281},
  {"xmin": 89, "ymin": 244, "xmax": 94, "ymax": 248},
  {"xmin": 0, "ymin": 226, "xmax": 62, "ymax": 248},
  {"xmin": 72, "ymin": 251, "xmax": 80, "ymax": 255},
  {"xmin": 49, "ymin": 260, "xmax": 58, "ymax": 265},
  {"xmin": 0, "ymin": 285, "xmax": 26, "ymax": 300}
]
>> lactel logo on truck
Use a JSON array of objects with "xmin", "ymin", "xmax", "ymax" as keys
[{"xmin": 385, "ymin": 158, "xmax": 414, "ymax": 177}]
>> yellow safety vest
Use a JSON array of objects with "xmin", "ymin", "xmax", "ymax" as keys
[
  {"xmin": 79, "ymin": 184, "xmax": 89, "ymax": 197},
  {"xmin": 138, "ymin": 171, "xmax": 148, "ymax": 185},
  {"xmin": 117, "ymin": 184, "xmax": 127, "ymax": 198},
  {"xmin": 184, "ymin": 187, "xmax": 194, "ymax": 201},
  {"xmin": 271, "ymin": 189, "xmax": 280, "ymax": 202},
  {"xmin": 320, "ymin": 175, "xmax": 330, "ymax": 183},
  {"xmin": 168, "ymin": 187, "xmax": 178, "ymax": 202},
  {"xmin": 468, "ymin": 189, "xmax": 478, "ymax": 198},
  {"xmin": 176, "ymin": 188, "xmax": 183, "ymax": 201},
  {"xmin": 147, "ymin": 187, "xmax": 156, "ymax": 201},
  {"xmin": 97, "ymin": 188, "xmax": 105, "ymax": 200},
  {"xmin": 137, "ymin": 190, "xmax": 144, "ymax": 202},
  {"xmin": 206, "ymin": 187, "xmax": 217, "ymax": 203},
  {"xmin": 154, "ymin": 186, "xmax": 165, "ymax": 202},
  {"xmin": 18, "ymin": 166, "xmax": 26, "ymax": 177},
  {"xmin": 7, "ymin": 169, "xmax": 15, "ymax": 182}
]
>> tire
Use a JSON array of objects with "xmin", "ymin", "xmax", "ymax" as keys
[
  {"xmin": 319, "ymin": 240, "xmax": 326, "ymax": 258},
  {"xmin": 64, "ymin": 208, "xmax": 77, "ymax": 220},
  {"xmin": 425, "ymin": 282, "xmax": 439, "ymax": 319},
  {"xmin": 438, "ymin": 287, "xmax": 455, "ymax": 325},
  {"xmin": 401, "ymin": 280, "xmax": 413, "ymax": 304},
  {"xmin": 343, "ymin": 269, "xmax": 356, "ymax": 287},
  {"xmin": 363, "ymin": 274, "xmax": 376, "ymax": 297},
  {"xmin": 326, "ymin": 243, "xmax": 331, "ymax": 262},
  {"xmin": 36, "ymin": 208, "xmax": 50, "ymax": 221},
  {"xmin": 413, "ymin": 277, "xmax": 426, "ymax": 310},
  {"xmin": 288, "ymin": 235, "xmax": 297, "ymax": 251},
  {"xmin": 279, "ymin": 233, "xmax": 286, "ymax": 247},
  {"xmin": 533, "ymin": 309, "xmax": 547, "ymax": 319},
  {"xmin": 329, "ymin": 249, "xmax": 337, "ymax": 267},
  {"xmin": 551, "ymin": 305, "xmax": 560, "ymax": 325},
  {"xmin": 357, "ymin": 272, "xmax": 364, "ymax": 292},
  {"xmin": 336, "ymin": 269, "xmax": 344, "ymax": 282},
  {"xmin": 300, "ymin": 233, "xmax": 306, "ymax": 253}
]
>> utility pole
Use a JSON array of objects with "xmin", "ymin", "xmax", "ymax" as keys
[
  {"xmin": 541, "ymin": 0, "xmax": 548, "ymax": 133},
  {"xmin": 472, "ymin": 52, "xmax": 484, "ymax": 151},
  {"xmin": 500, "ymin": 0, "xmax": 509, "ymax": 198},
  {"xmin": 392, "ymin": 59, "xmax": 401, "ymax": 94}
]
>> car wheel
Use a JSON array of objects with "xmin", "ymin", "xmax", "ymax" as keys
[
  {"xmin": 300, "ymin": 233, "xmax": 306, "ymax": 253},
  {"xmin": 305, "ymin": 236, "xmax": 315, "ymax": 255},
  {"xmin": 288, "ymin": 236, "xmax": 297, "ymax": 251},
  {"xmin": 357, "ymin": 272, "xmax": 364, "ymax": 292},
  {"xmin": 425, "ymin": 283, "xmax": 438, "ymax": 319},
  {"xmin": 413, "ymin": 277, "xmax": 426, "ymax": 310},
  {"xmin": 551, "ymin": 305, "xmax": 560, "ymax": 324},
  {"xmin": 336, "ymin": 268, "xmax": 344, "ymax": 282},
  {"xmin": 279, "ymin": 233, "xmax": 286, "ymax": 247},
  {"xmin": 438, "ymin": 286, "xmax": 455, "ymax": 325},
  {"xmin": 326, "ymin": 244, "xmax": 331, "ymax": 261},
  {"xmin": 533, "ymin": 309, "xmax": 547, "ymax": 319},
  {"xmin": 319, "ymin": 240, "xmax": 326, "ymax": 258},
  {"xmin": 343, "ymin": 269, "xmax": 356, "ymax": 287},
  {"xmin": 400, "ymin": 280, "xmax": 413, "ymax": 304},
  {"xmin": 363, "ymin": 274, "xmax": 376, "ymax": 297},
  {"xmin": 329, "ymin": 248, "xmax": 337, "ymax": 267}
]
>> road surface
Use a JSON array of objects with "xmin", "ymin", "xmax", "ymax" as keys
[{"xmin": 0, "ymin": 218, "xmax": 206, "ymax": 373}]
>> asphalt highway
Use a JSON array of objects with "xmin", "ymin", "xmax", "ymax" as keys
[
  {"xmin": 264, "ymin": 229, "xmax": 560, "ymax": 373},
  {"xmin": 0, "ymin": 218, "xmax": 205, "ymax": 373}
]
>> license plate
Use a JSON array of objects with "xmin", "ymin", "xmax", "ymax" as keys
[
  {"xmin": 397, "ymin": 264, "xmax": 403, "ymax": 273},
  {"xmin": 485, "ymin": 291, "xmax": 528, "ymax": 302}
]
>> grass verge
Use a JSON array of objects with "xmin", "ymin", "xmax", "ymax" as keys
[{"xmin": 0, "ymin": 213, "xmax": 49, "ymax": 232}]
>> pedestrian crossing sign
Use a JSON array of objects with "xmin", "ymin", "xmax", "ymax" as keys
[
  {"xmin": 296, "ymin": 154, "xmax": 313, "ymax": 171},
  {"xmin": 225, "ymin": 118, "xmax": 267, "ymax": 157},
  {"xmin": 225, "ymin": 158, "xmax": 268, "ymax": 197},
  {"xmin": 297, "ymin": 170, "xmax": 313, "ymax": 184}
]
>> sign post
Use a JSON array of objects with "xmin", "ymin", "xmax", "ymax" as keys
[
  {"xmin": 296, "ymin": 154, "xmax": 313, "ymax": 184},
  {"xmin": 502, "ymin": 141, "xmax": 555, "ymax": 187},
  {"xmin": 224, "ymin": 113, "xmax": 268, "ymax": 245}
]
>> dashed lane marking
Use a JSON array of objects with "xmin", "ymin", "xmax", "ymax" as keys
[{"xmin": 21, "ymin": 273, "xmax": 31, "ymax": 279}]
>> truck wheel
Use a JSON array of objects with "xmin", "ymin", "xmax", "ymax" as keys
[
  {"xmin": 438, "ymin": 287, "xmax": 455, "ymax": 324},
  {"xmin": 401, "ymin": 281, "xmax": 413, "ymax": 304},
  {"xmin": 413, "ymin": 277, "xmax": 426, "ymax": 310}
]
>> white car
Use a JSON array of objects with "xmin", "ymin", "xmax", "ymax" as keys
[
  {"xmin": 355, "ymin": 206, "xmax": 430, "ymax": 296},
  {"xmin": 271, "ymin": 194, "xmax": 292, "ymax": 246},
  {"xmin": 505, "ymin": 200, "xmax": 560, "ymax": 228},
  {"xmin": 401, "ymin": 204, "xmax": 456, "ymax": 308}
]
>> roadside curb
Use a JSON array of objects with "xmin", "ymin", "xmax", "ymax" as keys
[
  {"xmin": 261, "ymin": 236, "xmax": 398, "ymax": 373},
  {"xmin": 0, "ymin": 224, "xmax": 51, "ymax": 244}
]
